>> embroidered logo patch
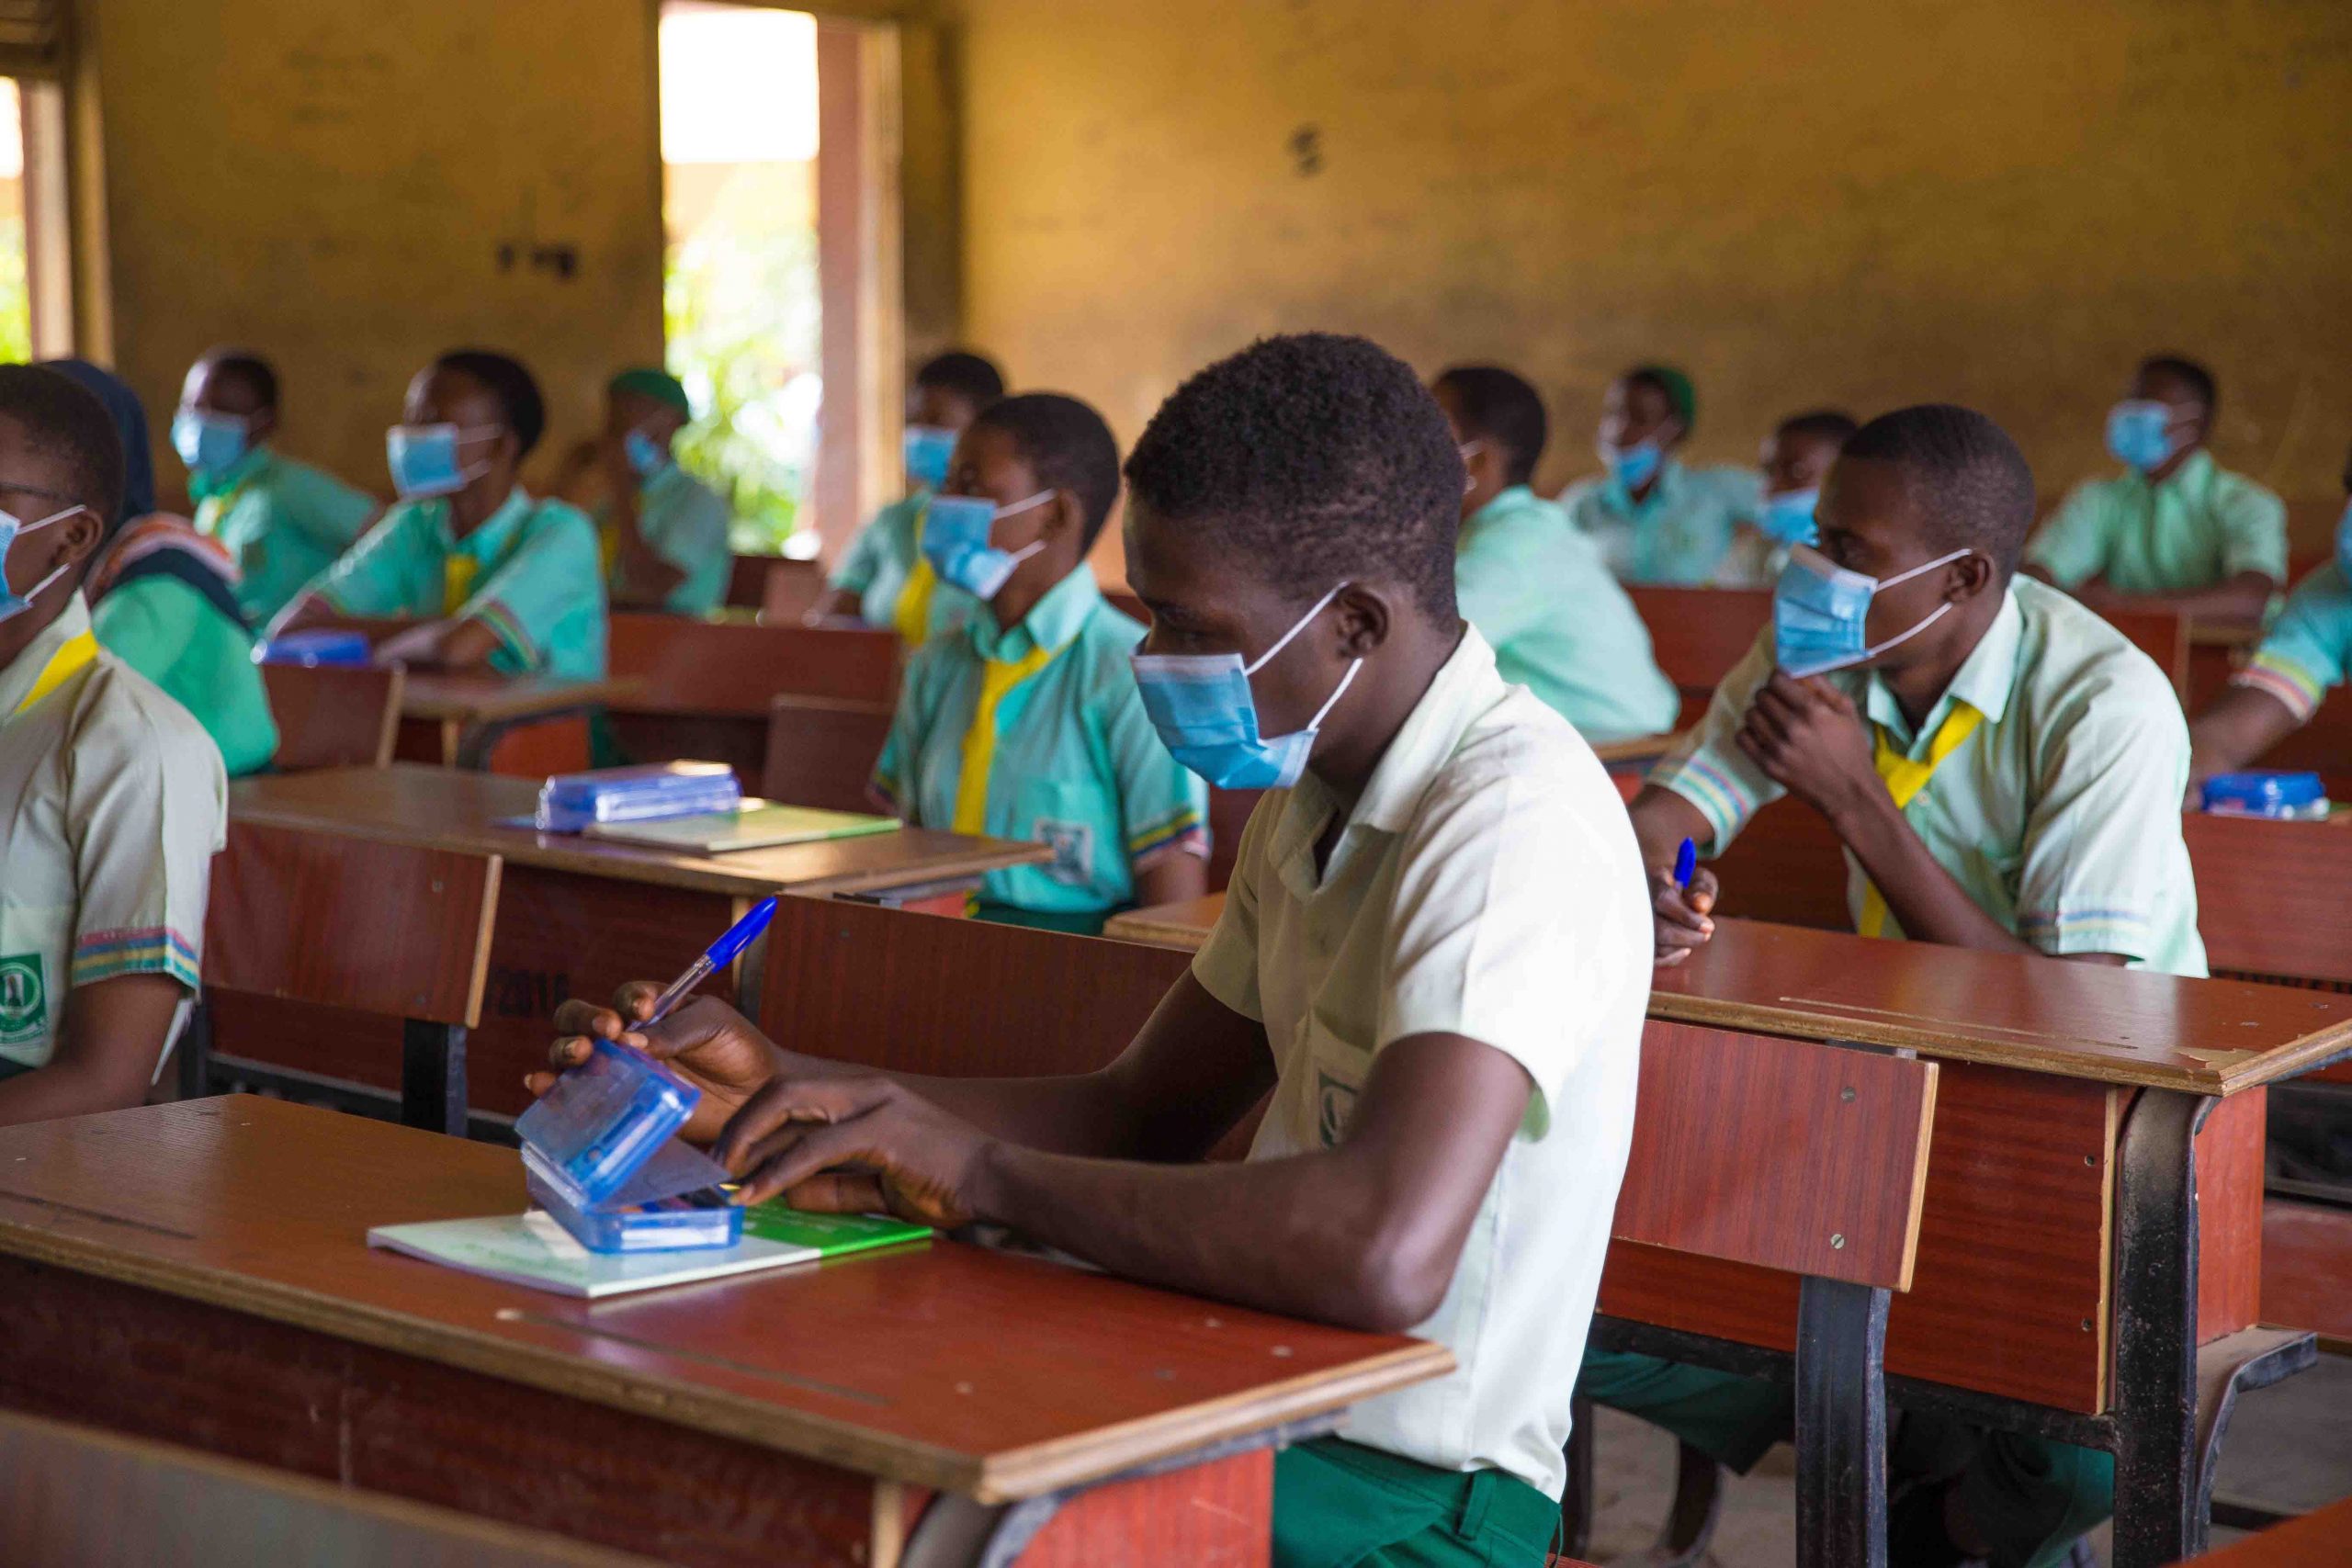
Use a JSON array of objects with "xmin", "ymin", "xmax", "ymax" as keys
[
  {"xmin": 1316, "ymin": 1069, "xmax": 1359, "ymax": 1148},
  {"xmin": 0, "ymin": 954, "xmax": 47, "ymax": 1046},
  {"xmin": 1037, "ymin": 819, "xmax": 1094, "ymax": 886}
]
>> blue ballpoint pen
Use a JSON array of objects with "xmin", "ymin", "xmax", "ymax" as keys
[
  {"xmin": 1674, "ymin": 837, "xmax": 1697, "ymax": 892},
  {"xmin": 642, "ymin": 896, "xmax": 779, "ymax": 1025}
]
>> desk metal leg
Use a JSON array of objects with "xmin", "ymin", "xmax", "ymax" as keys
[
  {"xmin": 2109, "ymin": 1089, "xmax": 2207, "ymax": 1568},
  {"xmin": 1796, "ymin": 1276, "xmax": 1889, "ymax": 1568},
  {"xmin": 400, "ymin": 1021, "xmax": 469, "ymax": 1137}
]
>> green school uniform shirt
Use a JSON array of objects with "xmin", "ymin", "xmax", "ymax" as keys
[
  {"xmin": 600, "ymin": 462, "xmax": 731, "ymax": 616},
  {"xmin": 91, "ymin": 574, "xmax": 279, "ymax": 777},
  {"xmin": 191, "ymin": 446, "xmax": 379, "ymax": 623},
  {"xmin": 1652, "ymin": 576, "xmax": 2207, "ymax": 976},
  {"xmin": 873, "ymin": 567, "xmax": 1207, "ymax": 919},
  {"xmin": 826, "ymin": 491, "xmax": 978, "ymax": 644},
  {"xmin": 2233, "ymin": 561, "xmax": 2352, "ymax": 722},
  {"xmin": 2025, "ymin": 449, "xmax": 2288, "ymax": 595},
  {"xmin": 1456, "ymin": 485, "xmax": 1679, "ymax": 741},
  {"xmin": 316, "ymin": 488, "xmax": 608, "ymax": 679},
  {"xmin": 1561, "ymin": 457, "xmax": 1762, "ymax": 586}
]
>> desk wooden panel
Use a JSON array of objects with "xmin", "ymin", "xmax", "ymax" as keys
[
  {"xmin": 0, "ymin": 1099, "xmax": 1445, "ymax": 1564},
  {"xmin": 606, "ymin": 615, "xmax": 899, "ymax": 778},
  {"xmin": 1102, "ymin": 893, "xmax": 1227, "ymax": 953},
  {"xmin": 1625, "ymin": 586, "xmax": 1772, "ymax": 728},
  {"xmin": 763, "ymin": 694, "xmax": 894, "ymax": 815},
  {"xmin": 264, "ymin": 661, "xmax": 406, "ymax": 771},
  {"xmin": 2261, "ymin": 1198, "xmax": 2352, "ymax": 1351},
  {"xmin": 2180, "ymin": 1495, "xmax": 2352, "ymax": 1566}
]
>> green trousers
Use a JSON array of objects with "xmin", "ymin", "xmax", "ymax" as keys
[
  {"xmin": 1272, "ymin": 1438, "xmax": 1557, "ymax": 1568},
  {"xmin": 1577, "ymin": 1348, "xmax": 2113, "ymax": 1568}
]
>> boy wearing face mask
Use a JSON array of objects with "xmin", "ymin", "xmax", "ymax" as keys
[
  {"xmin": 550, "ymin": 368, "xmax": 730, "ymax": 616},
  {"xmin": 810, "ymin": 349, "xmax": 1005, "ymax": 641},
  {"xmin": 2024, "ymin": 355, "xmax": 2285, "ymax": 622},
  {"xmin": 287, "ymin": 349, "xmax": 607, "ymax": 678},
  {"xmin": 0, "ymin": 365, "xmax": 227, "ymax": 1125},
  {"xmin": 872, "ymin": 391, "xmax": 1208, "ymax": 931},
  {"xmin": 1713, "ymin": 409, "xmax": 1858, "ymax": 589},
  {"xmin": 1560, "ymin": 364, "xmax": 1760, "ymax": 585},
  {"xmin": 173, "ymin": 348, "xmax": 380, "ymax": 625},
  {"xmin": 1431, "ymin": 364, "xmax": 1677, "ymax": 740},
  {"xmin": 536, "ymin": 334, "xmax": 1646, "ymax": 1567},
  {"xmin": 2190, "ymin": 438, "xmax": 2352, "ymax": 784},
  {"xmin": 1611, "ymin": 404, "xmax": 2199, "ymax": 1568}
]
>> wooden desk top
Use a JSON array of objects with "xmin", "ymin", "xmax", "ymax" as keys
[
  {"xmin": 0, "ymin": 1098, "xmax": 1448, "ymax": 1502},
  {"xmin": 2183, "ymin": 1495, "xmax": 2352, "ymax": 1565},
  {"xmin": 1102, "ymin": 894, "xmax": 1227, "ymax": 952},
  {"xmin": 400, "ymin": 674, "xmax": 648, "ymax": 724},
  {"xmin": 1655, "ymin": 919, "xmax": 2352, "ymax": 1095},
  {"xmin": 229, "ymin": 764, "xmax": 1049, "ymax": 897}
]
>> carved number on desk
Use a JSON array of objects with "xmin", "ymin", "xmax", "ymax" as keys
[{"xmin": 485, "ymin": 967, "xmax": 571, "ymax": 1021}]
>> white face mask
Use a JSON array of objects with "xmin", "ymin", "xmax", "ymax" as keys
[{"xmin": 0, "ymin": 503, "xmax": 88, "ymax": 625}]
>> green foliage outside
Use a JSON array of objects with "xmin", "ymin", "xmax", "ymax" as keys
[
  {"xmin": 0, "ymin": 216, "xmax": 31, "ymax": 364},
  {"xmin": 663, "ymin": 210, "xmax": 821, "ymax": 556}
]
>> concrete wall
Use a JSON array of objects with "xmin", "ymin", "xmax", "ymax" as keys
[{"xmin": 954, "ymin": 0, "xmax": 2352, "ymax": 549}]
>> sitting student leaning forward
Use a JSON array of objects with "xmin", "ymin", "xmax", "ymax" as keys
[{"xmin": 534, "ymin": 333, "xmax": 1650, "ymax": 1568}]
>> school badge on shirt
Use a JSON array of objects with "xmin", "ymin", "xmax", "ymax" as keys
[
  {"xmin": 1317, "ymin": 1069, "xmax": 1359, "ymax": 1148},
  {"xmin": 1036, "ymin": 819, "xmax": 1094, "ymax": 886},
  {"xmin": 0, "ymin": 954, "xmax": 47, "ymax": 1046}
]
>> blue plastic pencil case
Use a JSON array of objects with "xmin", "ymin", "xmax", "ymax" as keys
[{"xmin": 514, "ymin": 1038, "xmax": 737, "ymax": 1253}]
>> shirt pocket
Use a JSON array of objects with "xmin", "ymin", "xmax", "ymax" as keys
[
  {"xmin": 1296, "ymin": 1005, "xmax": 1374, "ymax": 1150},
  {"xmin": 1012, "ymin": 778, "xmax": 1104, "ymax": 890}
]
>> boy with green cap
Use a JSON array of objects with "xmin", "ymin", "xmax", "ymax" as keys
[
  {"xmin": 1561, "ymin": 364, "xmax": 1760, "ymax": 586},
  {"xmin": 551, "ymin": 367, "xmax": 732, "ymax": 616},
  {"xmin": 172, "ymin": 347, "xmax": 380, "ymax": 625}
]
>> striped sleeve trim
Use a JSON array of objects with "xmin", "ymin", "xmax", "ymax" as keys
[
  {"xmin": 2231, "ymin": 654, "xmax": 2325, "ymax": 723},
  {"xmin": 1132, "ymin": 824, "xmax": 1209, "ymax": 867},
  {"xmin": 73, "ymin": 927, "xmax": 200, "ymax": 989},
  {"xmin": 1127, "ymin": 805, "xmax": 1206, "ymax": 859},
  {"xmin": 1646, "ymin": 754, "xmax": 1753, "ymax": 844},
  {"xmin": 2017, "ymin": 908, "xmax": 2153, "ymax": 953},
  {"xmin": 470, "ymin": 597, "xmax": 541, "ymax": 669}
]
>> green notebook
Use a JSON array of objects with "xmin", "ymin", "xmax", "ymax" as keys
[
  {"xmin": 581, "ymin": 800, "xmax": 901, "ymax": 854},
  {"xmin": 367, "ymin": 1204, "xmax": 929, "ymax": 1299}
]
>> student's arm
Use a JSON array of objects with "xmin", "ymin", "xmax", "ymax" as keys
[
  {"xmin": 1636, "ymin": 630, "xmax": 1783, "ymax": 962},
  {"xmin": 374, "ymin": 615, "xmax": 502, "ymax": 671},
  {"xmin": 277, "ymin": 509, "xmax": 414, "ymax": 633},
  {"xmin": 2020, "ymin": 484, "xmax": 2107, "ymax": 592},
  {"xmin": 2188, "ymin": 685, "xmax": 2301, "ymax": 792},
  {"xmin": 0, "ymin": 976, "xmax": 185, "ymax": 1125},
  {"xmin": 1628, "ymin": 785, "xmax": 1720, "ymax": 964},
  {"xmin": 1103, "ymin": 662, "xmax": 1214, "ymax": 908},
  {"xmin": 450, "ymin": 508, "xmax": 604, "ymax": 671},
  {"xmin": 2189, "ymin": 570, "xmax": 2350, "ymax": 788}
]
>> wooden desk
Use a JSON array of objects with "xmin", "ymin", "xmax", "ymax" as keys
[
  {"xmin": 210, "ymin": 765, "xmax": 1048, "ymax": 1122},
  {"xmin": 605, "ymin": 614, "xmax": 902, "ymax": 780},
  {"xmin": 1618, "ymin": 919, "xmax": 2345, "ymax": 1567},
  {"xmin": 1625, "ymin": 585, "xmax": 1771, "ymax": 728},
  {"xmin": 2180, "ymin": 1495, "xmax": 2352, "ymax": 1566},
  {"xmin": 395, "ymin": 672, "xmax": 647, "ymax": 773},
  {"xmin": 0, "ymin": 1099, "xmax": 1448, "ymax": 1568},
  {"xmin": 1102, "ymin": 894, "xmax": 1227, "ymax": 953}
]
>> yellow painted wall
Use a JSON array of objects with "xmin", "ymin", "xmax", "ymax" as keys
[
  {"xmin": 84, "ymin": 0, "xmax": 666, "ymax": 506},
  {"xmin": 955, "ymin": 0, "xmax": 2352, "ymax": 558}
]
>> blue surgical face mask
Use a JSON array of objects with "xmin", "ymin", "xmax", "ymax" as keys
[
  {"xmin": 623, "ymin": 428, "xmax": 669, "ymax": 480},
  {"xmin": 1757, "ymin": 488, "xmax": 1821, "ymax": 547},
  {"xmin": 921, "ymin": 491, "xmax": 1054, "ymax": 601},
  {"xmin": 1130, "ymin": 582, "xmax": 1363, "ymax": 792},
  {"xmin": 1600, "ymin": 436, "xmax": 1663, "ymax": 491},
  {"xmin": 2105, "ymin": 400, "xmax": 2180, "ymax": 473},
  {"xmin": 1773, "ymin": 542, "xmax": 1973, "ymax": 679},
  {"xmin": 172, "ymin": 408, "xmax": 249, "ymax": 475},
  {"xmin": 0, "ymin": 503, "xmax": 88, "ymax": 626},
  {"xmin": 904, "ymin": 424, "xmax": 957, "ymax": 491},
  {"xmin": 386, "ymin": 423, "xmax": 499, "ymax": 500}
]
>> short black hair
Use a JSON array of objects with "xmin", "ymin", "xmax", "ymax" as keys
[
  {"xmin": 200, "ymin": 346, "xmax": 278, "ymax": 411},
  {"xmin": 1625, "ymin": 364, "xmax": 1696, "ymax": 432},
  {"xmin": 1840, "ymin": 404, "xmax": 2035, "ymax": 576},
  {"xmin": 1125, "ymin": 333, "xmax": 1460, "ymax": 620},
  {"xmin": 2138, "ymin": 354, "xmax": 2217, "ymax": 419},
  {"xmin": 914, "ymin": 350, "xmax": 1006, "ymax": 410},
  {"xmin": 970, "ymin": 392, "xmax": 1124, "ymax": 554},
  {"xmin": 0, "ymin": 364, "xmax": 126, "ymax": 529},
  {"xmin": 1775, "ymin": 409, "xmax": 1860, "ymax": 450},
  {"xmin": 1434, "ymin": 365, "xmax": 1547, "ymax": 487},
  {"xmin": 432, "ymin": 348, "xmax": 547, "ymax": 457}
]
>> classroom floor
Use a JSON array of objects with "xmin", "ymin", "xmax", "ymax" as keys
[{"xmin": 1582, "ymin": 1352, "xmax": 2352, "ymax": 1565}]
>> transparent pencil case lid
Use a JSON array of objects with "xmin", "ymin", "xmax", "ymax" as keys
[
  {"xmin": 526, "ymin": 1168, "xmax": 742, "ymax": 1254},
  {"xmin": 2200, "ymin": 771, "xmax": 2326, "ymax": 819},
  {"xmin": 535, "ymin": 761, "xmax": 742, "ymax": 832},
  {"xmin": 259, "ymin": 629, "xmax": 371, "ymax": 668},
  {"xmin": 514, "ymin": 1038, "xmax": 729, "ymax": 1209}
]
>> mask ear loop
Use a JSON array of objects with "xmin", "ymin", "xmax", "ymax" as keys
[
  {"xmin": 3, "ymin": 504, "xmax": 91, "ymax": 608},
  {"xmin": 1854, "ymin": 548, "xmax": 1976, "ymax": 662},
  {"xmin": 1243, "ymin": 581, "xmax": 1349, "ymax": 677},
  {"xmin": 981, "ymin": 491, "xmax": 1059, "ymax": 577}
]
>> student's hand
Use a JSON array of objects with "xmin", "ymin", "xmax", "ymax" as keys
[
  {"xmin": 372, "ymin": 620, "xmax": 451, "ymax": 668},
  {"xmin": 1651, "ymin": 863, "xmax": 1719, "ymax": 967},
  {"xmin": 532, "ymin": 990, "xmax": 791, "ymax": 1144},
  {"xmin": 711, "ymin": 1067, "xmax": 992, "ymax": 1228},
  {"xmin": 1737, "ymin": 672, "xmax": 1882, "ymax": 824}
]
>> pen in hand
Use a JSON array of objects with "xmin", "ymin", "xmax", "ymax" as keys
[{"xmin": 641, "ymin": 896, "xmax": 780, "ymax": 1027}]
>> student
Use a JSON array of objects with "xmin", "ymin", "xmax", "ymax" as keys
[
  {"xmin": 47, "ymin": 359, "xmax": 278, "ymax": 778},
  {"xmin": 809, "ymin": 349, "xmax": 1004, "ymax": 640},
  {"xmin": 1432, "ymin": 364, "xmax": 1678, "ymax": 740},
  {"xmin": 2024, "ymin": 355, "xmax": 2286, "ymax": 621},
  {"xmin": 1713, "ymin": 409, "xmax": 1859, "ymax": 589},
  {"xmin": 541, "ymin": 333, "xmax": 1647, "ymax": 1568},
  {"xmin": 1560, "ymin": 364, "xmax": 1759, "ymax": 585},
  {"xmin": 872, "ymin": 392, "xmax": 1208, "ymax": 931},
  {"xmin": 291, "ymin": 349, "xmax": 607, "ymax": 678},
  {"xmin": 2189, "ymin": 439, "xmax": 2352, "ymax": 783},
  {"xmin": 171, "ymin": 348, "xmax": 379, "ymax": 626},
  {"xmin": 1619, "ymin": 404, "xmax": 2201, "ymax": 1568},
  {"xmin": 549, "ymin": 367, "xmax": 731, "ymax": 616},
  {"xmin": 0, "ymin": 364, "xmax": 226, "ymax": 1123}
]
